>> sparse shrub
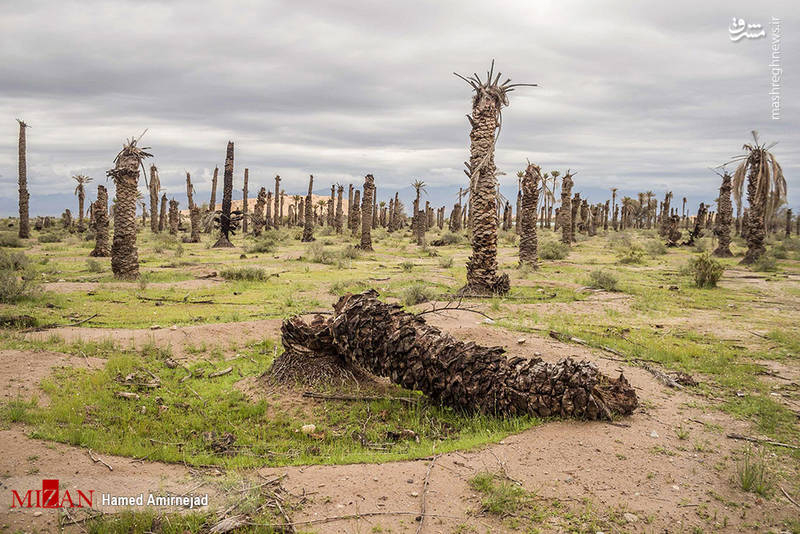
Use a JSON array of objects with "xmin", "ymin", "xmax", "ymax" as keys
[
  {"xmin": 469, "ymin": 472, "xmax": 527, "ymax": 516},
  {"xmin": 438, "ymin": 256, "xmax": 454, "ymax": 268},
  {"xmin": 306, "ymin": 242, "xmax": 336, "ymax": 265},
  {"xmin": 86, "ymin": 259, "xmax": 103, "ymax": 273},
  {"xmin": 644, "ymin": 239, "xmax": 668, "ymax": 256},
  {"xmin": 498, "ymin": 230, "xmax": 517, "ymax": 246},
  {"xmin": 693, "ymin": 237, "xmax": 711, "ymax": 253},
  {"xmin": 752, "ymin": 253, "xmax": 778, "ymax": 272},
  {"xmin": 771, "ymin": 245, "xmax": 788, "ymax": 259},
  {"xmin": 400, "ymin": 261, "xmax": 414, "ymax": 272},
  {"xmin": 340, "ymin": 245, "xmax": 361, "ymax": 260},
  {"xmin": 539, "ymin": 240, "xmax": 569, "ymax": 260},
  {"xmin": 0, "ymin": 233, "xmax": 23, "ymax": 247},
  {"xmin": 220, "ymin": 267, "xmax": 269, "ymax": 281},
  {"xmin": 0, "ymin": 250, "xmax": 38, "ymax": 303},
  {"xmin": 174, "ymin": 243, "xmax": 184, "ymax": 257},
  {"xmin": 587, "ymin": 269, "xmax": 619, "ymax": 291},
  {"xmin": 687, "ymin": 252, "xmax": 724, "ymax": 288},
  {"xmin": 736, "ymin": 446, "xmax": 773, "ymax": 497},
  {"xmin": 608, "ymin": 232, "xmax": 633, "ymax": 248},
  {"xmin": 402, "ymin": 283, "xmax": 435, "ymax": 306},
  {"xmin": 435, "ymin": 232, "xmax": 462, "ymax": 246},
  {"xmin": 617, "ymin": 244, "xmax": 647, "ymax": 265}
]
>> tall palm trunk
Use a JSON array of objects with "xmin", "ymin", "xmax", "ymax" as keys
[
  {"xmin": 168, "ymin": 199, "xmax": 179, "ymax": 235},
  {"xmin": 186, "ymin": 172, "xmax": 200, "ymax": 243},
  {"xmin": 560, "ymin": 173, "xmax": 574, "ymax": 245},
  {"xmin": 713, "ymin": 173, "xmax": 733, "ymax": 257},
  {"xmin": 359, "ymin": 174, "xmax": 375, "ymax": 250},
  {"xmin": 457, "ymin": 63, "xmax": 534, "ymax": 295},
  {"xmin": 207, "ymin": 166, "xmax": 218, "ymax": 233},
  {"xmin": 519, "ymin": 163, "xmax": 540, "ymax": 268},
  {"xmin": 740, "ymin": 148, "xmax": 774, "ymax": 264},
  {"xmin": 159, "ymin": 194, "xmax": 167, "ymax": 232},
  {"xmin": 77, "ymin": 186, "xmax": 86, "ymax": 231},
  {"xmin": 786, "ymin": 209, "xmax": 792, "ymax": 238},
  {"xmin": 328, "ymin": 185, "xmax": 335, "ymax": 227},
  {"xmin": 242, "ymin": 168, "xmax": 249, "ymax": 234},
  {"xmin": 351, "ymin": 190, "xmax": 361, "ymax": 237},
  {"xmin": 109, "ymin": 139, "xmax": 151, "ymax": 279},
  {"xmin": 17, "ymin": 120, "xmax": 30, "ymax": 238},
  {"xmin": 213, "ymin": 141, "xmax": 235, "ymax": 248},
  {"xmin": 301, "ymin": 175, "xmax": 315, "ymax": 242},
  {"xmin": 149, "ymin": 165, "xmax": 160, "ymax": 233},
  {"xmin": 90, "ymin": 185, "xmax": 110, "ymax": 257},
  {"xmin": 273, "ymin": 175, "xmax": 281, "ymax": 227},
  {"xmin": 253, "ymin": 187, "xmax": 267, "ymax": 237},
  {"xmin": 335, "ymin": 185, "xmax": 344, "ymax": 233}
]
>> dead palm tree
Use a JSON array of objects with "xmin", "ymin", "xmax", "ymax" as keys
[
  {"xmin": 89, "ymin": 184, "xmax": 110, "ymax": 257},
  {"xmin": 411, "ymin": 179, "xmax": 427, "ymax": 246},
  {"xmin": 359, "ymin": 174, "xmax": 375, "ymax": 250},
  {"xmin": 147, "ymin": 165, "xmax": 161, "ymax": 233},
  {"xmin": 455, "ymin": 60, "xmax": 535, "ymax": 294},
  {"xmin": 519, "ymin": 162, "xmax": 541, "ymax": 267},
  {"xmin": 72, "ymin": 174, "xmax": 92, "ymax": 231},
  {"xmin": 108, "ymin": 136, "xmax": 152, "ymax": 279},
  {"xmin": 186, "ymin": 172, "xmax": 200, "ymax": 242},
  {"xmin": 242, "ymin": 169, "xmax": 249, "ymax": 234},
  {"xmin": 560, "ymin": 171, "xmax": 576, "ymax": 244},
  {"xmin": 335, "ymin": 185, "xmax": 344, "ymax": 233},
  {"xmin": 547, "ymin": 170, "xmax": 560, "ymax": 228},
  {"xmin": 301, "ymin": 175, "xmax": 315, "ymax": 242},
  {"xmin": 213, "ymin": 141, "xmax": 238, "ymax": 247},
  {"xmin": 712, "ymin": 167, "xmax": 733, "ymax": 257},
  {"xmin": 159, "ymin": 193, "xmax": 167, "ymax": 232},
  {"xmin": 731, "ymin": 131, "xmax": 786, "ymax": 263},
  {"xmin": 17, "ymin": 119, "xmax": 30, "ymax": 238},
  {"xmin": 273, "ymin": 175, "xmax": 282, "ymax": 227}
]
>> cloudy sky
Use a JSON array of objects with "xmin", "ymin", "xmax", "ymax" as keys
[{"xmin": 0, "ymin": 0, "xmax": 795, "ymax": 216}]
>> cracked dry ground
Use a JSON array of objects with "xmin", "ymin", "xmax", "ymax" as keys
[{"xmin": 1, "ymin": 312, "xmax": 798, "ymax": 534}]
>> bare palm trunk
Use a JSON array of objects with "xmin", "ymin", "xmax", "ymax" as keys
[
  {"xmin": 253, "ymin": 187, "xmax": 267, "ymax": 237},
  {"xmin": 90, "ymin": 185, "xmax": 110, "ymax": 257},
  {"xmin": 351, "ymin": 190, "xmax": 361, "ymax": 237},
  {"xmin": 335, "ymin": 185, "xmax": 344, "ymax": 233},
  {"xmin": 17, "ymin": 120, "xmax": 30, "ymax": 238},
  {"xmin": 273, "ymin": 175, "xmax": 281, "ymax": 227},
  {"xmin": 168, "ymin": 199, "xmax": 179, "ymax": 235},
  {"xmin": 213, "ymin": 141, "xmax": 235, "ymax": 248},
  {"xmin": 242, "ymin": 169, "xmax": 249, "ymax": 234},
  {"xmin": 109, "ymin": 139, "xmax": 150, "ymax": 279},
  {"xmin": 519, "ymin": 163, "xmax": 540, "ymax": 267},
  {"xmin": 149, "ymin": 165, "xmax": 160, "ymax": 233},
  {"xmin": 186, "ymin": 172, "xmax": 200, "ymax": 243},
  {"xmin": 741, "ymin": 151, "xmax": 766, "ymax": 264},
  {"xmin": 358, "ymin": 174, "xmax": 375, "ymax": 250},
  {"xmin": 301, "ymin": 175, "xmax": 315, "ymax": 242},
  {"xmin": 158, "ymin": 194, "xmax": 167, "ymax": 232},
  {"xmin": 560, "ymin": 173, "xmax": 574, "ymax": 245},
  {"xmin": 713, "ymin": 173, "xmax": 733, "ymax": 257}
]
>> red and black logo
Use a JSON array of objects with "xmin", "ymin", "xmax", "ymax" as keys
[{"xmin": 11, "ymin": 479, "xmax": 93, "ymax": 509}]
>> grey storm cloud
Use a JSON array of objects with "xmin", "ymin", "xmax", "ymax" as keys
[{"xmin": 0, "ymin": 0, "xmax": 796, "ymax": 215}]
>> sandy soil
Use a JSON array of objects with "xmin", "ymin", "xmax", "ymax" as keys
[{"xmin": 3, "ymin": 319, "xmax": 799, "ymax": 533}]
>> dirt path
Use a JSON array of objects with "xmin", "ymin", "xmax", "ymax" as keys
[
  {"xmin": 25, "ymin": 319, "xmax": 283, "ymax": 360},
  {"xmin": 4, "ymin": 320, "xmax": 799, "ymax": 533}
]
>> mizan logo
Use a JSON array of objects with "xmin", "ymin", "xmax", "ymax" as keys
[{"xmin": 11, "ymin": 479, "xmax": 94, "ymax": 509}]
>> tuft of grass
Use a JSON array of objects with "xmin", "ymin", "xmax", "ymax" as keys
[
  {"xmin": 220, "ymin": 267, "xmax": 270, "ymax": 282},
  {"xmin": 403, "ymin": 283, "xmax": 435, "ymax": 306},
  {"xmin": 644, "ymin": 239, "xmax": 668, "ymax": 256},
  {"xmin": 616, "ymin": 243, "xmax": 647, "ymax": 264},
  {"xmin": 86, "ymin": 259, "xmax": 103, "ymax": 273},
  {"xmin": 469, "ymin": 472, "xmax": 528, "ymax": 515},
  {"xmin": 586, "ymin": 269, "xmax": 618, "ymax": 291},
  {"xmin": 438, "ymin": 256, "xmax": 454, "ymax": 268},
  {"xmin": 306, "ymin": 242, "xmax": 336, "ymax": 265},
  {"xmin": 400, "ymin": 261, "xmax": 415, "ymax": 272},
  {"xmin": 735, "ymin": 446, "xmax": 773, "ymax": 497},
  {"xmin": 248, "ymin": 235, "xmax": 278, "ymax": 253}
]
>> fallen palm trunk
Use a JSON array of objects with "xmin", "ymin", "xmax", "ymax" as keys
[{"xmin": 272, "ymin": 291, "xmax": 638, "ymax": 420}]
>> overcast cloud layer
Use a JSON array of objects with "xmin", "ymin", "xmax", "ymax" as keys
[{"xmin": 0, "ymin": 0, "xmax": 796, "ymax": 216}]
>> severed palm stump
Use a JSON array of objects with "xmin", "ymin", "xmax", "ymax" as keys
[{"xmin": 272, "ymin": 290, "xmax": 638, "ymax": 420}]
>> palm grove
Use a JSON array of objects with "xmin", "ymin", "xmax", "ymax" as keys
[{"xmin": 10, "ymin": 66, "xmax": 793, "ymax": 286}]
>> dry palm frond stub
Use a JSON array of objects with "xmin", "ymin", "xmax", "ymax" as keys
[
  {"xmin": 270, "ymin": 290, "xmax": 638, "ymax": 419},
  {"xmin": 456, "ymin": 61, "xmax": 536, "ymax": 295}
]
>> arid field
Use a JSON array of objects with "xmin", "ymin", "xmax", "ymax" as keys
[{"xmin": 1, "ymin": 220, "xmax": 798, "ymax": 533}]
